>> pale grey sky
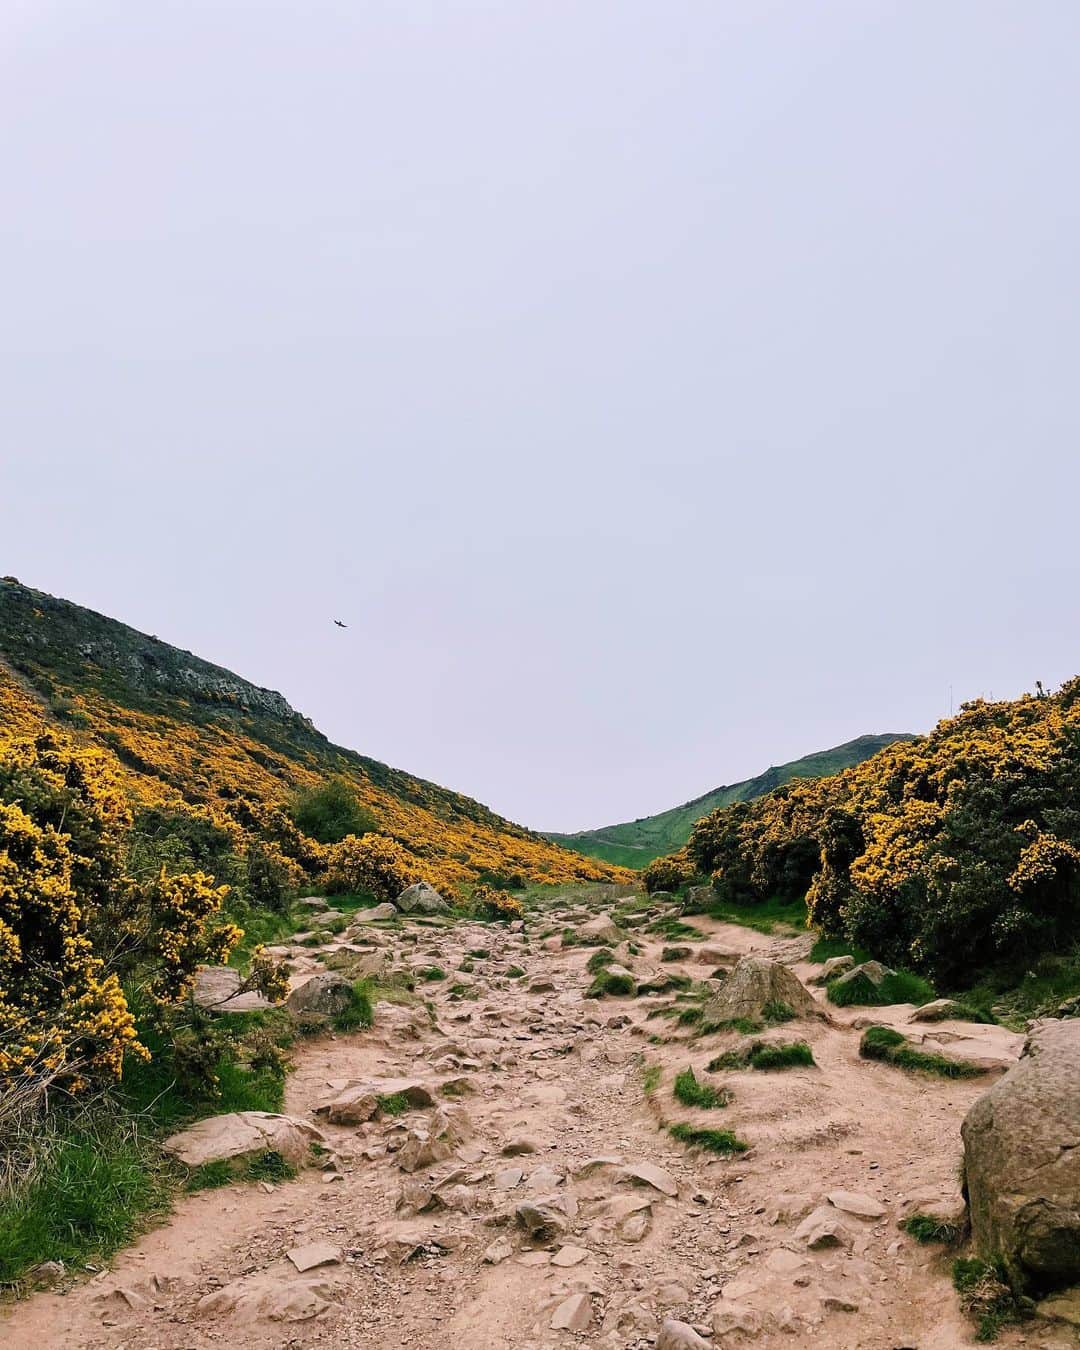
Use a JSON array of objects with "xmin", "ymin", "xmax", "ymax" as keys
[{"xmin": 2, "ymin": 2, "xmax": 1078, "ymax": 831}]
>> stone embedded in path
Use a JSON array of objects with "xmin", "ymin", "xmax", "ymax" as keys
[
  {"xmin": 620, "ymin": 1160, "xmax": 679, "ymax": 1197},
  {"xmin": 483, "ymin": 1237, "xmax": 514, "ymax": 1264},
  {"xmin": 318, "ymin": 1077, "xmax": 435, "ymax": 1125},
  {"xmin": 515, "ymin": 1193, "xmax": 578, "ymax": 1244},
  {"xmin": 810, "ymin": 954, "xmax": 854, "ymax": 985},
  {"xmin": 830, "ymin": 960, "xmax": 893, "ymax": 1000},
  {"xmin": 162, "ymin": 1111, "xmax": 323, "ymax": 1170},
  {"xmin": 827, "ymin": 1190, "xmax": 887, "ymax": 1219},
  {"xmin": 704, "ymin": 956, "xmax": 818, "ymax": 1024},
  {"xmin": 550, "ymin": 1244, "xmax": 589, "ymax": 1267},
  {"xmin": 794, "ymin": 1205, "xmax": 853, "ymax": 1249},
  {"xmin": 352, "ymin": 902, "xmax": 398, "ymax": 923},
  {"xmin": 657, "ymin": 1317, "xmax": 713, "ymax": 1350},
  {"xmin": 908, "ymin": 997, "xmax": 967, "ymax": 1022},
  {"xmin": 286, "ymin": 971, "xmax": 353, "ymax": 1016},
  {"xmin": 580, "ymin": 913, "xmax": 623, "ymax": 944},
  {"xmin": 286, "ymin": 1241, "xmax": 342, "ymax": 1273},
  {"xmin": 395, "ymin": 881, "xmax": 449, "ymax": 915},
  {"xmin": 550, "ymin": 1292, "xmax": 592, "ymax": 1331}
]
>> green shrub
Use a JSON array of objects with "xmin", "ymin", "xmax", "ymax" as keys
[
  {"xmin": 506, "ymin": 965, "xmax": 525, "ymax": 979},
  {"xmin": 417, "ymin": 965, "xmax": 446, "ymax": 982},
  {"xmin": 669, "ymin": 1122, "xmax": 748, "ymax": 1154},
  {"xmin": 586, "ymin": 948, "xmax": 615, "ymax": 975},
  {"xmin": 290, "ymin": 776, "xmax": 376, "ymax": 845},
  {"xmin": 749, "ymin": 1041, "xmax": 815, "ymax": 1070},
  {"xmin": 673, "ymin": 1066, "xmax": 729, "ymax": 1108}
]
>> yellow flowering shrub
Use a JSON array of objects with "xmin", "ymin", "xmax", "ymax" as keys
[
  {"xmin": 0, "ymin": 732, "xmax": 240, "ymax": 1087},
  {"xmin": 325, "ymin": 831, "xmax": 423, "ymax": 901},
  {"xmin": 674, "ymin": 678, "xmax": 1080, "ymax": 982},
  {"xmin": 472, "ymin": 884, "xmax": 524, "ymax": 920},
  {"xmin": 642, "ymin": 852, "xmax": 693, "ymax": 894}
]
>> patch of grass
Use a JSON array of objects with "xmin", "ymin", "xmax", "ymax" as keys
[
  {"xmin": 704, "ymin": 895, "xmax": 807, "ymax": 935},
  {"xmin": 828, "ymin": 969, "xmax": 936, "ymax": 1007},
  {"xmin": 902, "ymin": 1213, "xmax": 962, "ymax": 1244},
  {"xmin": 506, "ymin": 965, "xmax": 526, "ymax": 979},
  {"xmin": 749, "ymin": 1041, "xmax": 815, "ymax": 1070},
  {"xmin": 466, "ymin": 948, "xmax": 491, "ymax": 960},
  {"xmin": 673, "ymin": 1066, "xmax": 730, "ymax": 1108},
  {"xmin": 699, "ymin": 1015, "xmax": 762, "ymax": 1036},
  {"xmin": 0, "ymin": 1115, "xmax": 173, "ymax": 1285},
  {"xmin": 586, "ymin": 947, "xmax": 615, "ymax": 975},
  {"xmin": 807, "ymin": 934, "xmax": 873, "ymax": 966},
  {"xmin": 641, "ymin": 1063, "xmax": 662, "ymax": 1095},
  {"xmin": 646, "ymin": 917, "xmax": 702, "ymax": 941},
  {"xmin": 417, "ymin": 965, "xmax": 447, "ymax": 982},
  {"xmin": 376, "ymin": 1092, "xmax": 411, "ymax": 1116},
  {"xmin": 676, "ymin": 1004, "xmax": 704, "ymax": 1025},
  {"xmin": 952, "ymin": 1258, "xmax": 1025, "ymax": 1342},
  {"xmin": 762, "ymin": 1000, "xmax": 795, "ymax": 1025},
  {"xmin": 458, "ymin": 958, "xmax": 475, "ymax": 973},
  {"xmin": 185, "ymin": 1160, "xmax": 234, "ymax": 1192},
  {"xmin": 243, "ymin": 1151, "xmax": 295, "ymax": 1183},
  {"xmin": 661, "ymin": 945, "xmax": 692, "ymax": 962},
  {"xmin": 859, "ymin": 1025, "xmax": 985, "ymax": 1078},
  {"xmin": 669, "ymin": 1122, "xmax": 748, "ymax": 1154},
  {"xmin": 332, "ymin": 978, "xmax": 374, "ymax": 1032},
  {"xmin": 586, "ymin": 969, "xmax": 635, "ymax": 998}
]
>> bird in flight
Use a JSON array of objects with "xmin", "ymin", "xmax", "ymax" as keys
[{"xmin": 333, "ymin": 619, "xmax": 348, "ymax": 629}]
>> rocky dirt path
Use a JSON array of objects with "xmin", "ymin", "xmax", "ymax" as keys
[{"xmin": 1, "ymin": 892, "xmax": 1069, "ymax": 1349}]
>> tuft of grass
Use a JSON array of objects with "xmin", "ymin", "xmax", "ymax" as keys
[
  {"xmin": 332, "ymin": 978, "xmax": 374, "ymax": 1032},
  {"xmin": 185, "ymin": 1160, "xmax": 233, "ymax": 1192},
  {"xmin": 762, "ymin": 1000, "xmax": 795, "ymax": 1024},
  {"xmin": 586, "ymin": 970, "xmax": 635, "ymax": 998},
  {"xmin": 641, "ymin": 1064, "xmax": 662, "ymax": 1096},
  {"xmin": 749, "ymin": 1041, "xmax": 815, "ymax": 1070},
  {"xmin": 673, "ymin": 1066, "xmax": 730, "ymax": 1108},
  {"xmin": 828, "ymin": 969, "xmax": 935, "ymax": 1008},
  {"xmin": 376, "ymin": 1092, "xmax": 410, "ymax": 1117},
  {"xmin": 807, "ymin": 934, "xmax": 873, "ymax": 966},
  {"xmin": 700, "ymin": 1015, "xmax": 762, "ymax": 1036},
  {"xmin": 902, "ymin": 1213, "xmax": 961, "ymax": 1244},
  {"xmin": 952, "ymin": 1258, "xmax": 1025, "ymax": 1342},
  {"xmin": 458, "ymin": 958, "xmax": 475, "ymax": 973},
  {"xmin": 466, "ymin": 948, "xmax": 491, "ymax": 960},
  {"xmin": 506, "ymin": 965, "xmax": 526, "ymax": 979},
  {"xmin": 669, "ymin": 1122, "xmax": 748, "ymax": 1154},
  {"xmin": 859, "ymin": 1025, "xmax": 985, "ymax": 1078},
  {"xmin": 417, "ymin": 965, "xmax": 446, "ymax": 982},
  {"xmin": 243, "ymin": 1151, "xmax": 295, "ymax": 1183},
  {"xmin": 586, "ymin": 947, "xmax": 615, "ymax": 975}
]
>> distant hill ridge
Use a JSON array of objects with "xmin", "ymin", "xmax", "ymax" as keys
[{"xmin": 545, "ymin": 733, "xmax": 914, "ymax": 867}]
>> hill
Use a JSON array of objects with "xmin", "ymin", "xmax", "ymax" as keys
[
  {"xmin": 0, "ymin": 578, "xmax": 625, "ymax": 893},
  {"xmin": 545, "ymin": 734, "xmax": 913, "ymax": 867}
]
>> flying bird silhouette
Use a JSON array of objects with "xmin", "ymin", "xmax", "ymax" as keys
[{"xmin": 333, "ymin": 619, "xmax": 348, "ymax": 629}]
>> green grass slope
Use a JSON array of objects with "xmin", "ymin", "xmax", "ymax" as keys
[{"xmin": 546, "ymin": 734, "xmax": 914, "ymax": 867}]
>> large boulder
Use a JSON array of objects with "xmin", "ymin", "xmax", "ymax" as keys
[
  {"xmin": 396, "ymin": 882, "xmax": 449, "ymax": 915},
  {"xmin": 704, "ymin": 956, "xmax": 818, "ymax": 1024},
  {"xmin": 580, "ymin": 913, "xmax": 623, "ymax": 944},
  {"xmin": 286, "ymin": 971, "xmax": 353, "ymax": 1016},
  {"xmin": 162, "ymin": 1112, "xmax": 323, "ymax": 1171},
  {"xmin": 962, "ymin": 1018, "xmax": 1080, "ymax": 1292}
]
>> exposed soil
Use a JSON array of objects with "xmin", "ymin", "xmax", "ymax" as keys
[{"xmin": 2, "ymin": 892, "xmax": 1069, "ymax": 1350}]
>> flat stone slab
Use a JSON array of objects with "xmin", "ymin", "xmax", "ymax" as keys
[{"xmin": 287, "ymin": 1242, "xmax": 342, "ymax": 1273}]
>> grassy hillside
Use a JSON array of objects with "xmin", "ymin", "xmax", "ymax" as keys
[
  {"xmin": 546, "ymin": 734, "xmax": 913, "ymax": 867},
  {"xmin": 0, "ymin": 578, "xmax": 626, "ymax": 892}
]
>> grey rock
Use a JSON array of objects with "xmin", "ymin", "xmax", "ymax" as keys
[
  {"xmin": 962, "ymin": 1017, "xmax": 1080, "ymax": 1292},
  {"xmin": 286, "ymin": 972, "xmax": 353, "ymax": 1016},
  {"xmin": 396, "ymin": 882, "xmax": 449, "ymax": 915}
]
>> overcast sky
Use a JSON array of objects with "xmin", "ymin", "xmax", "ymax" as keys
[{"xmin": 3, "ymin": 3, "xmax": 1079, "ymax": 831}]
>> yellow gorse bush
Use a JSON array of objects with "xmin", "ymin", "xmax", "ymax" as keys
[{"xmin": 0, "ymin": 731, "xmax": 240, "ymax": 1088}]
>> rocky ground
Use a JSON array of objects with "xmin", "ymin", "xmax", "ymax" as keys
[{"xmin": 1, "ymin": 888, "xmax": 1072, "ymax": 1349}]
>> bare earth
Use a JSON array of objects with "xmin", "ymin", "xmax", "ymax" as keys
[{"xmin": 1, "ymin": 893, "xmax": 1070, "ymax": 1350}]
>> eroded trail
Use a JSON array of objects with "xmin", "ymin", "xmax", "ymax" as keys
[{"xmin": 1, "ymin": 891, "xmax": 1061, "ymax": 1349}]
